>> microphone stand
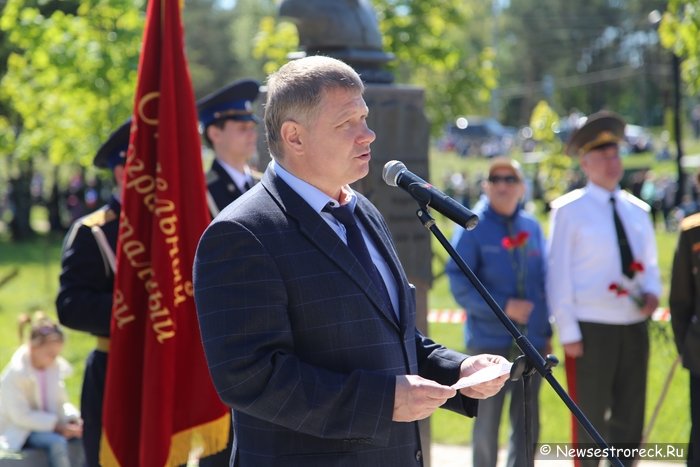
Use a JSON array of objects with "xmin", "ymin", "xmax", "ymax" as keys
[{"xmin": 414, "ymin": 204, "xmax": 623, "ymax": 467}]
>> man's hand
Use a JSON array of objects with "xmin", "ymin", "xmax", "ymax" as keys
[
  {"xmin": 640, "ymin": 293, "xmax": 659, "ymax": 317},
  {"xmin": 563, "ymin": 341, "xmax": 583, "ymax": 358},
  {"xmin": 505, "ymin": 298, "xmax": 534, "ymax": 325},
  {"xmin": 458, "ymin": 354, "xmax": 509, "ymax": 399},
  {"xmin": 392, "ymin": 375, "xmax": 456, "ymax": 422}
]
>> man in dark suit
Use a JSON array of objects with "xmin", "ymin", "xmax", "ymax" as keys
[
  {"xmin": 56, "ymin": 120, "xmax": 130, "ymax": 467},
  {"xmin": 670, "ymin": 174, "xmax": 700, "ymax": 467},
  {"xmin": 197, "ymin": 79, "xmax": 262, "ymax": 218},
  {"xmin": 193, "ymin": 55, "xmax": 509, "ymax": 466}
]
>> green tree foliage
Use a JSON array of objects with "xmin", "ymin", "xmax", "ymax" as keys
[
  {"xmin": 229, "ymin": 0, "xmax": 277, "ymax": 81},
  {"xmin": 528, "ymin": 101, "xmax": 572, "ymax": 204},
  {"xmin": 251, "ymin": 16, "xmax": 299, "ymax": 76},
  {"xmin": 252, "ymin": 1, "xmax": 496, "ymax": 134},
  {"xmin": 183, "ymin": 0, "xmax": 280, "ymax": 98},
  {"xmin": 659, "ymin": 0, "xmax": 700, "ymax": 93},
  {"xmin": 0, "ymin": 0, "xmax": 143, "ymax": 166},
  {"xmin": 373, "ymin": 1, "xmax": 496, "ymax": 133},
  {"xmin": 183, "ymin": 0, "xmax": 237, "ymax": 98},
  {"xmin": 498, "ymin": 0, "xmax": 668, "ymax": 126}
]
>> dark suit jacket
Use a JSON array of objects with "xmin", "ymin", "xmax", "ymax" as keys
[
  {"xmin": 670, "ymin": 212, "xmax": 700, "ymax": 375},
  {"xmin": 56, "ymin": 196, "xmax": 120, "ymax": 337},
  {"xmin": 206, "ymin": 160, "xmax": 260, "ymax": 217},
  {"xmin": 194, "ymin": 166, "xmax": 476, "ymax": 466}
]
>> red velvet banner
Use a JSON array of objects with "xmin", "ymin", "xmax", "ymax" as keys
[{"xmin": 101, "ymin": 1, "xmax": 229, "ymax": 465}]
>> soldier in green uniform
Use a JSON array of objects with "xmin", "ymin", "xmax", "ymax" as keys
[{"xmin": 669, "ymin": 175, "xmax": 700, "ymax": 467}]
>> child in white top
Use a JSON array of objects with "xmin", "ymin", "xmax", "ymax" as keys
[{"xmin": 0, "ymin": 313, "xmax": 83, "ymax": 467}]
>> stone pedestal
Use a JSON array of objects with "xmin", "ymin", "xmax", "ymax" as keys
[
  {"xmin": 355, "ymin": 84, "xmax": 432, "ymax": 288},
  {"xmin": 354, "ymin": 84, "xmax": 433, "ymax": 465}
]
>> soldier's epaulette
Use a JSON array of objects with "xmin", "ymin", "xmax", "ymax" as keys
[
  {"xmin": 549, "ymin": 188, "xmax": 584, "ymax": 210},
  {"xmin": 620, "ymin": 190, "xmax": 651, "ymax": 213},
  {"xmin": 206, "ymin": 170, "xmax": 220, "ymax": 184},
  {"xmin": 681, "ymin": 212, "xmax": 700, "ymax": 231},
  {"xmin": 81, "ymin": 207, "xmax": 117, "ymax": 228}
]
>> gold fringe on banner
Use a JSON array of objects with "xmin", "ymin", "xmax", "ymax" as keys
[
  {"xmin": 100, "ymin": 430, "xmax": 119, "ymax": 467},
  {"xmin": 166, "ymin": 412, "xmax": 231, "ymax": 467},
  {"xmin": 99, "ymin": 412, "xmax": 231, "ymax": 467}
]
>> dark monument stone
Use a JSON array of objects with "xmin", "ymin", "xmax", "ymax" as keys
[{"xmin": 354, "ymin": 84, "xmax": 433, "ymax": 291}]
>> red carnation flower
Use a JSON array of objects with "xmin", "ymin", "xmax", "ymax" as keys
[
  {"xmin": 502, "ymin": 237, "xmax": 515, "ymax": 250},
  {"xmin": 608, "ymin": 281, "xmax": 642, "ymax": 306},
  {"xmin": 502, "ymin": 231, "xmax": 530, "ymax": 250},
  {"xmin": 630, "ymin": 261, "xmax": 644, "ymax": 273}
]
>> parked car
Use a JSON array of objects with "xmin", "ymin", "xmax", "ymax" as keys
[
  {"xmin": 439, "ymin": 116, "xmax": 512, "ymax": 157},
  {"xmin": 623, "ymin": 124, "xmax": 654, "ymax": 154}
]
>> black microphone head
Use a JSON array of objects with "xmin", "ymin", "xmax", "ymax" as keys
[{"xmin": 382, "ymin": 160, "xmax": 406, "ymax": 187}]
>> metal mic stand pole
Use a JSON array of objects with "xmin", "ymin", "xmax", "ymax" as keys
[{"xmin": 414, "ymin": 205, "xmax": 623, "ymax": 467}]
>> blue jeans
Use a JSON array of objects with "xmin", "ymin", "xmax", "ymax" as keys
[
  {"xmin": 25, "ymin": 431, "xmax": 71, "ymax": 467},
  {"xmin": 469, "ymin": 347, "xmax": 543, "ymax": 467}
]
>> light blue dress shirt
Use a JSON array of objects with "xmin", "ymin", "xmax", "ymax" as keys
[{"xmin": 272, "ymin": 160, "xmax": 399, "ymax": 316}]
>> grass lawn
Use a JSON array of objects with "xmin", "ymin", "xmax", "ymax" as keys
[
  {"xmin": 0, "ymin": 147, "xmax": 692, "ymax": 449},
  {"xmin": 0, "ymin": 231, "xmax": 92, "ymax": 411}
]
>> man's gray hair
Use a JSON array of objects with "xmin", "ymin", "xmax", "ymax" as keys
[{"xmin": 264, "ymin": 56, "xmax": 364, "ymax": 160}]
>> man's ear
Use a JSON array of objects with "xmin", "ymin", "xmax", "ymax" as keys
[
  {"xmin": 206, "ymin": 125, "xmax": 220, "ymax": 145},
  {"xmin": 280, "ymin": 121, "xmax": 304, "ymax": 156},
  {"xmin": 578, "ymin": 153, "xmax": 588, "ymax": 172}
]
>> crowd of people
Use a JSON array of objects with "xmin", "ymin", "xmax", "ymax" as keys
[{"xmin": 0, "ymin": 56, "xmax": 697, "ymax": 467}]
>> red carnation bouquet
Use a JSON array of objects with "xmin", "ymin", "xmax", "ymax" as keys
[
  {"xmin": 503, "ymin": 229, "xmax": 530, "ymax": 354},
  {"xmin": 608, "ymin": 260, "xmax": 645, "ymax": 308},
  {"xmin": 502, "ymin": 230, "xmax": 530, "ymax": 300}
]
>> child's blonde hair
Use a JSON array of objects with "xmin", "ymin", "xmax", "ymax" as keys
[{"xmin": 18, "ymin": 311, "xmax": 64, "ymax": 346}]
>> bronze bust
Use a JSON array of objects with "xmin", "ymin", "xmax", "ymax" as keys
[{"xmin": 279, "ymin": 0, "xmax": 394, "ymax": 83}]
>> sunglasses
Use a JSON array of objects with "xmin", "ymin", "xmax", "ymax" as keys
[{"xmin": 487, "ymin": 175, "xmax": 519, "ymax": 185}]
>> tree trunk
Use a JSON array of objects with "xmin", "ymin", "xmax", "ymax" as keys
[
  {"xmin": 48, "ymin": 166, "xmax": 65, "ymax": 233},
  {"xmin": 673, "ymin": 53, "xmax": 685, "ymax": 207},
  {"xmin": 9, "ymin": 161, "xmax": 35, "ymax": 241}
]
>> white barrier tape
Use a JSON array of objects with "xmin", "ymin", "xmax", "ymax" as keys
[{"xmin": 427, "ymin": 308, "xmax": 671, "ymax": 324}]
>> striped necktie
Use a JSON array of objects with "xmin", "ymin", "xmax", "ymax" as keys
[{"xmin": 324, "ymin": 204, "xmax": 395, "ymax": 314}]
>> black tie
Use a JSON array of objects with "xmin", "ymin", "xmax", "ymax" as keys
[
  {"xmin": 324, "ymin": 204, "xmax": 394, "ymax": 313},
  {"xmin": 243, "ymin": 179, "xmax": 252, "ymax": 191},
  {"xmin": 611, "ymin": 196, "xmax": 634, "ymax": 279}
]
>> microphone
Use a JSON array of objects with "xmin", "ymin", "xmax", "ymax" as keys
[{"xmin": 382, "ymin": 160, "xmax": 479, "ymax": 230}]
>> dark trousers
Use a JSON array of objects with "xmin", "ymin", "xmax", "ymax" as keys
[
  {"xmin": 569, "ymin": 321, "xmax": 648, "ymax": 467},
  {"xmin": 690, "ymin": 372, "xmax": 700, "ymax": 467},
  {"xmin": 198, "ymin": 417, "xmax": 233, "ymax": 467},
  {"xmin": 81, "ymin": 350, "xmax": 108, "ymax": 467}
]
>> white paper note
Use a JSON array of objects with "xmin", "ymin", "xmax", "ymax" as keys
[{"xmin": 451, "ymin": 362, "xmax": 513, "ymax": 390}]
